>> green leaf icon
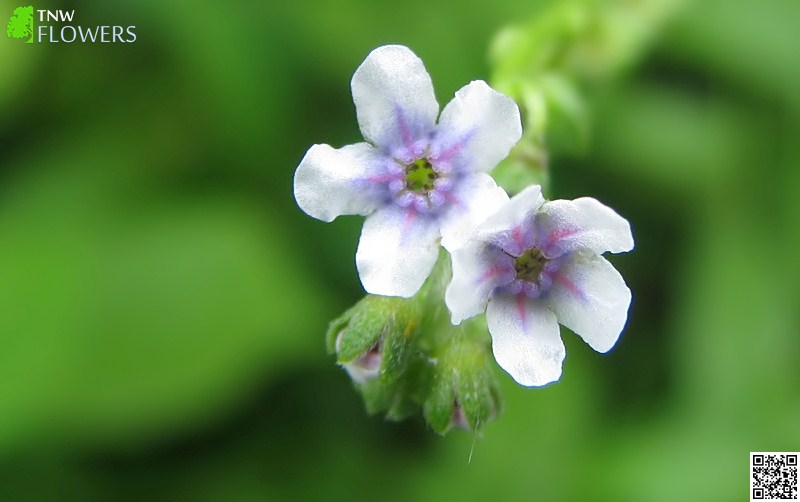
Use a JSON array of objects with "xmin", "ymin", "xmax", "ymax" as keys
[{"xmin": 7, "ymin": 6, "xmax": 34, "ymax": 44}]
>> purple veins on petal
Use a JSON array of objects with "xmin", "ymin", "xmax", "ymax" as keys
[
  {"xmin": 442, "ymin": 190, "xmax": 464, "ymax": 211},
  {"xmin": 497, "ymin": 225, "xmax": 534, "ymax": 257},
  {"xmin": 480, "ymin": 264, "xmax": 512, "ymax": 284},
  {"xmin": 400, "ymin": 207, "xmax": 418, "ymax": 243},
  {"xmin": 396, "ymin": 106, "xmax": 415, "ymax": 151},
  {"xmin": 429, "ymin": 131, "xmax": 475, "ymax": 165},
  {"xmin": 393, "ymin": 105, "xmax": 428, "ymax": 159},
  {"xmin": 511, "ymin": 226, "xmax": 527, "ymax": 254},
  {"xmin": 366, "ymin": 173, "xmax": 402, "ymax": 184}
]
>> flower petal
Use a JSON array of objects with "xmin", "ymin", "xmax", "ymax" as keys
[
  {"xmin": 356, "ymin": 205, "xmax": 440, "ymax": 297},
  {"xmin": 433, "ymin": 80, "xmax": 522, "ymax": 173},
  {"xmin": 446, "ymin": 241, "xmax": 514, "ymax": 325},
  {"xmin": 547, "ymin": 252, "xmax": 631, "ymax": 353},
  {"xmin": 475, "ymin": 185, "xmax": 545, "ymax": 255},
  {"xmin": 351, "ymin": 45, "xmax": 439, "ymax": 151},
  {"xmin": 439, "ymin": 173, "xmax": 510, "ymax": 251},
  {"xmin": 537, "ymin": 197, "xmax": 634, "ymax": 257},
  {"xmin": 486, "ymin": 293, "xmax": 565, "ymax": 386},
  {"xmin": 293, "ymin": 143, "xmax": 386, "ymax": 222}
]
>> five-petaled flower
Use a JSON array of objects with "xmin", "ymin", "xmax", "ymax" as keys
[
  {"xmin": 294, "ymin": 45, "xmax": 522, "ymax": 297},
  {"xmin": 445, "ymin": 186, "xmax": 634, "ymax": 386}
]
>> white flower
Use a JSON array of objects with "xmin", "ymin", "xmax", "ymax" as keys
[
  {"xmin": 445, "ymin": 186, "xmax": 634, "ymax": 387},
  {"xmin": 294, "ymin": 45, "xmax": 521, "ymax": 298}
]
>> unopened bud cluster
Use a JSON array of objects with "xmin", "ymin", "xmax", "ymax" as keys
[{"xmin": 327, "ymin": 271, "xmax": 501, "ymax": 434}]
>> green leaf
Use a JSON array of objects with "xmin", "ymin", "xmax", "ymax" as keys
[{"xmin": 0, "ymin": 139, "xmax": 330, "ymax": 453}]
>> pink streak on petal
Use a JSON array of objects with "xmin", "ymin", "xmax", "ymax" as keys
[
  {"xmin": 396, "ymin": 107, "xmax": 415, "ymax": 154},
  {"xmin": 512, "ymin": 226, "xmax": 526, "ymax": 249},
  {"xmin": 396, "ymin": 207, "xmax": 420, "ymax": 248},
  {"xmin": 480, "ymin": 265, "xmax": 507, "ymax": 284},
  {"xmin": 515, "ymin": 294, "xmax": 528, "ymax": 330},
  {"xmin": 552, "ymin": 271, "xmax": 586, "ymax": 302},
  {"xmin": 444, "ymin": 191, "xmax": 465, "ymax": 210},
  {"xmin": 431, "ymin": 139, "xmax": 466, "ymax": 164},
  {"xmin": 365, "ymin": 174, "xmax": 402, "ymax": 184},
  {"xmin": 542, "ymin": 227, "xmax": 578, "ymax": 252},
  {"xmin": 430, "ymin": 131, "xmax": 475, "ymax": 165},
  {"xmin": 402, "ymin": 207, "xmax": 416, "ymax": 236}
]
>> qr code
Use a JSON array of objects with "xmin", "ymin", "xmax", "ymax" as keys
[{"xmin": 751, "ymin": 453, "xmax": 798, "ymax": 500}]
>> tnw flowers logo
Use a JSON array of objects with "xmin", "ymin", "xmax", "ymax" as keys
[
  {"xmin": 6, "ymin": 5, "xmax": 34, "ymax": 44},
  {"xmin": 5, "ymin": 5, "xmax": 136, "ymax": 44}
]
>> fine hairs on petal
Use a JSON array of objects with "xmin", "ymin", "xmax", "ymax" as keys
[
  {"xmin": 351, "ymin": 45, "xmax": 439, "ymax": 150},
  {"xmin": 487, "ymin": 295, "xmax": 565, "ymax": 387},
  {"xmin": 356, "ymin": 206, "xmax": 440, "ymax": 298},
  {"xmin": 293, "ymin": 143, "xmax": 384, "ymax": 222},
  {"xmin": 436, "ymin": 80, "xmax": 523, "ymax": 173}
]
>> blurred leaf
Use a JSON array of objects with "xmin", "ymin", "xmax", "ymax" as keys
[
  {"xmin": 0, "ymin": 134, "xmax": 330, "ymax": 452},
  {"xmin": 540, "ymin": 73, "xmax": 590, "ymax": 153},
  {"xmin": 664, "ymin": 0, "xmax": 800, "ymax": 110},
  {"xmin": 0, "ymin": 35, "xmax": 42, "ymax": 123},
  {"xmin": 593, "ymin": 84, "xmax": 761, "ymax": 192}
]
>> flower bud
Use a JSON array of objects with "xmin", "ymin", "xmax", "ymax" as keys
[
  {"xmin": 423, "ymin": 322, "xmax": 501, "ymax": 434},
  {"xmin": 327, "ymin": 294, "xmax": 421, "ymax": 385},
  {"xmin": 335, "ymin": 333, "xmax": 381, "ymax": 385}
]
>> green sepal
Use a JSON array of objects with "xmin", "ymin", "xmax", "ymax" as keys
[
  {"xmin": 379, "ymin": 316, "xmax": 417, "ymax": 386},
  {"xmin": 360, "ymin": 378, "xmax": 393, "ymax": 416},
  {"xmin": 360, "ymin": 383, "xmax": 420, "ymax": 421},
  {"xmin": 454, "ymin": 320, "xmax": 502, "ymax": 431},
  {"xmin": 384, "ymin": 389, "xmax": 421, "ymax": 422},
  {"xmin": 325, "ymin": 304, "xmax": 357, "ymax": 354},
  {"xmin": 423, "ymin": 365, "xmax": 457, "ymax": 435},
  {"xmin": 327, "ymin": 295, "xmax": 415, "ymax": 363},
  {"xmin": 360, "ymin": 373, "xmax": 422, "ymax": 421},
  {"xmin": 371, "ymin": 312, "xmax": 431, "ymax": 420},
  {"xmin": 451, "ymin": 356, "xmax": 500, "ymax": 432}
]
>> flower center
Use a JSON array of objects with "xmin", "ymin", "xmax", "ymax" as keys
[
  {"xmin": 404, "ymin": 158, "xmax": 437, "ymax": 194},
  {"xmin": 514, "ymin": 248, "xmax": 546, "ymax": 283}
]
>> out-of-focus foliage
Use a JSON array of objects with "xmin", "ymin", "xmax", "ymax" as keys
[
  {"xmin": 0, "ymin": 0, "xmax": 798, "ymax": 500},
  {"xmin": 490, "ymin": 0, "xmax": 686, "ymax": 193}
]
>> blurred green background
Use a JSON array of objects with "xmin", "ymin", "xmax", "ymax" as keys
[{"xmin": 1, "ymin": 0, "xmax": 798, "ymax": 500}]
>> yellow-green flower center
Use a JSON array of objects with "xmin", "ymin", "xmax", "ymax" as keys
[
  {"xmin": 514, "ymin": 248, "xmax": 546, "ymax": 283},
  {"xmin": 405, "ymin": 158, "xmax": 437, "ymax": 194}
]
